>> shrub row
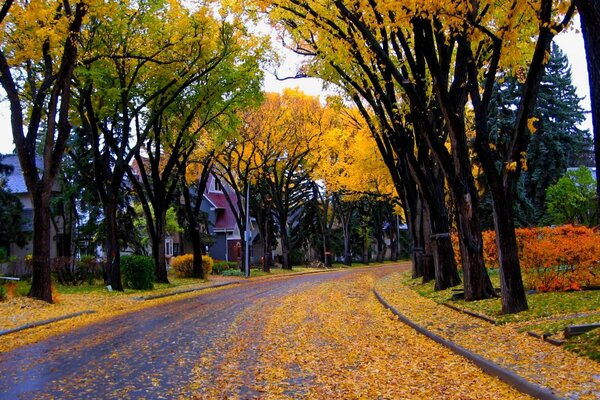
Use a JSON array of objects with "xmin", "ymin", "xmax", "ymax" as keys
[{"xmin": 452, "ymin": 225, "xmax": 600, "ymax": 292}]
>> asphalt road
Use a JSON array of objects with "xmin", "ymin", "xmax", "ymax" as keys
[{"xmin": 0, "ymin": 265, "xmax": 403, "ymax": 399}]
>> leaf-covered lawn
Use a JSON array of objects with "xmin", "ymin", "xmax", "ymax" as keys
[
  {"xmin": 377, "ymin": 273, "xmax": 600, "ymax": 399},
  {"xmin": 401, "ymin": 271, "xmax": 600, "ymax": 361}
]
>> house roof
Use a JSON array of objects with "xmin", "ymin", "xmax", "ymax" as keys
[
  {"xmin": 1, "ymin": 154, "xmax": 28, "ymax": 194},
  {"xmin": 205, "ymin": 174, "xmax": 239, "ymax": 230},
  {"xmin": 1, "ymin": 154, "xmax": 61, "ymax": 195}
]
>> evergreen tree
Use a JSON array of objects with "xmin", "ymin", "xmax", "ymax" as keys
[
  {"xmin": 483, "ymin": 43, "xmax": 593, "ymax": 226},
  {"xmin": 0, "ymin": 156, "xmax": 29, "ymax": 256}
]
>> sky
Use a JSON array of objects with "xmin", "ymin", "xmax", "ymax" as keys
[{"xmin": 0, "ymin": 16, "xmax": 592, "ymax": 155}]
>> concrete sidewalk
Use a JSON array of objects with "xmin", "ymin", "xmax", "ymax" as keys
[{"xmin": 374, "ymin": 273, "xmax": 600, "ymax": 400}]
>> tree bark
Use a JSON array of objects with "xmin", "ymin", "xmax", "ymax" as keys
[
  {"xmin": 577, "ymin": 1, "xmax": 600, "ymax": 223},
  {"xmin": 280, "ymin": 226, "xmax": 292, "ymax": 270},
  {"xmin": 491, "ymin": 194, "xmax": 528, "ymax": 313},
  {"xmin": 28, "ymin": 189, "xmax": 53, "ymax": 302},
  {"xmin": 181, "ymin": 178, "xmax": 208, "ymax": 280},
  {"xmin": 153, "ymin": 209, "xmax": 169, "ymax": 283},
  {"xmin": 104, "ymin": 200, "xmax": 124, "ymax": 291},
  {"xmin": 452, "ymin": 190, "xmax": 496, "ymax": 300}
]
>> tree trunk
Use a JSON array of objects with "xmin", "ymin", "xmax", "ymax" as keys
[
  {"xmin": 323, "ymin": 240, "xmax": 332, "ymax": 267},
  {"xmin": 487, "ymin": 188, "xmax": 528, "ymax": 313},
  {"xmin": 262, "ymin": 213, "xmax": 272, "ymax": 273},
  {"xmin": 427, "ymin": 170, "xmax": 461, "ymax": 289},
  {"xmin": 153, "ymin": 210, "xmax": 169, "ymax": 283},
  {"xmin": 342, "ymin": 218, "xmax": 352, "ymax": 266},
  {"xmin": 190, "ymin": 227, "xmax": 205, "ymax": 279},
  {"xmin": 28, "ymin": 189, "xmax": 53, "ymax": 302},
  {"xmin": 280, "ymin": 226, "xmax": 291, "ymax": 270},
  {"xmin": 577, "ymin": 1, "xmax": 600, "ymax": 223},
  {"xmin": 104, "ymin": 200, "xmax": 124, "ymax": 291},
  {"xmin": 420, "ymin": 199, "xmax": 436, "ymax": 283},
  {"xmin": 453, "ymin": 191, "xmax": 496, "ymax": 300}
]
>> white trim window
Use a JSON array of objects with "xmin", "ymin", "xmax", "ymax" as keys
[{"xmin": 165, "ymin": 238, "xmax": 173, "ymax": 257}]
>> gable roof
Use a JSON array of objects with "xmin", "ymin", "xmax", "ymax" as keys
[
  {"xmin": 205, "ymin": 174, "xmax": 239, "ymax": 230},
  {"xmin": 1, "ymin": 154, "xmax": 61, "ymax": 195},
  {"xmin": 1, "ymin": 154, "xmax": 28, "ymax": 194}
]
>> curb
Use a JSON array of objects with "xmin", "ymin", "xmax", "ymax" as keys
[
  {"xmin": 373, "ymin": 289, "xmax": 561, "ymax": 400},
  {"xmin": 0, "ymin": 310, "xmax": 97, "ymax": 337},
  {"xmin": 139, "ymin": 281, "xmax": 240, "ymax": 300}
]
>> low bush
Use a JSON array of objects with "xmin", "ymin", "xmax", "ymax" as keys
[
  {"xmin": 51, "ymin": 255, "xmax": 103, "ymax": 286},
  {"xmin": 221, "ymin": 269, "xmax": 244, "ymax": 277},
  {"xmin": 212, "ymin": 260, "xmax": 238, "ymax": 275},
  {"xmin": 171, "ymin": 254, "xmax": 213, "ymax": 278},
  {"xmin": 121, "ymin": 255, "xmax": 154, "ymax": 290},
  {"xmin": 0, "ymin": 285, "xmax": 6, "ymax": 301}
]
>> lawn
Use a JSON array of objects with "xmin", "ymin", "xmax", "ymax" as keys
[{"xmin": 402, "ymin": 270, "xmax": 600, "ymax": 361}]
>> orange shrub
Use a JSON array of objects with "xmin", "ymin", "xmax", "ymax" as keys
[
  {"xmin": 450, "ymin": 230, "xmax": 498, "ymax": 269},
  {"xmin": 451, "ymin": 225, "xmax": 600, "ymax": 292}
]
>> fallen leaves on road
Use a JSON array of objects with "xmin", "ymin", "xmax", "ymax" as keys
[
  {"xmin": 187, "ymin": 272, "xmax": 529, "ymax": 399},
  {"xmin": 0, "ymin": 278, "xmax": 238, "ymax": 353}
]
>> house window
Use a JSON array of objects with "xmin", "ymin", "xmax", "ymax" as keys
[
  {"xmin": 213, "ymin": 178, "xmax": 223, "ymax": 192},
  {"xmin": 173, "ymin": 243, "xmax": 180, "ymax": 256},
  {"xmin": 165, "ymin": 238, "xmax": 173, "ymax": 257}
]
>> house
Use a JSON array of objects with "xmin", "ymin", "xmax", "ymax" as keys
[
  {"xmin": 180, "ymin": 174, "xmax": 262, "ymax": 264},
  {"xmin": 0, "ymin": 154, "xmax": 64, "ymax": 274}
]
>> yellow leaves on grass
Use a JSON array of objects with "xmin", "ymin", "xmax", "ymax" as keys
[{"xmin": 376, "ymin": 273, "xmax": 600, "ymax": 399}]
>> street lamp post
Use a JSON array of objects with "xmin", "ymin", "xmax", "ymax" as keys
[
  {"xmin": 244, "ymin": 182, "xmax": 251, "ymax": 278},
  {"xmin": 243, "ymin": 156, "xmax": 287, "ymax": 278}
]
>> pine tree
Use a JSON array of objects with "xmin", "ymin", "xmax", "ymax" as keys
[{"xmin": 484, "ymin": 43, "xmax": 593, "ymax": 226}]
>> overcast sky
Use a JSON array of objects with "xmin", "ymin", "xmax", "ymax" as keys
[{"xmin": 0, "ymin": 16, "xmax": 592, "ymax": 155}]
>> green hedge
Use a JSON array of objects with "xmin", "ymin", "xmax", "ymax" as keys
[{"xmin": 121, "ymin": 255, "xmax": 154, "ymax": 290}]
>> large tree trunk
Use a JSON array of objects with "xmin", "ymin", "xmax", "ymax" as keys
[
  {"xmin": 280, "ymin": 226, "xmax": 291, "ymax": 270},
  {"xmin": 427, "ymin": 168, "xmax": 461, "ymax": 290},
  {"xmin": 262, "ymin": 212, "xmax": 273, "ymax": 273},
  {"xmin": 28, "ymin": 189, "xmax": 53, "ymax": 302},
  {"xmin": 452, "ymin": 190, "xmax": 496, "ymax": 300},
  {"xmin": 342, "ymin": 218, "xmax": 352, "ymax": 266},
  {"xmin": 190, "ymin": 227, "xmax": 205, "ymax": 279},
  {"xmin": 153, "ymin": 209, "xmax": 169, "ymax": 283},
  {"xmin": 104, "ymin": 200, "xmax": 124, "ymax": 291},
  {"xmin": 420, "ymin": 199, "xmax": 436, "ymax": 283},
  {"xmin": 491, "ymin": 193, "xmax": 529, "ymax": 313},
  {"xmin": 577, "ymin": 2, "xmax": 600, "ymax": 223}
]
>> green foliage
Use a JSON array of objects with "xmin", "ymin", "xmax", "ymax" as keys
[
  {"xmin": 545, "ymin": 167, "xmax": 597, "ymax": 226},
  {"xmin": 0, "ymin": 285, "xmax": 6, "ymax": 301},
  {"xmin": 564, "ymin": 329, "xmax": 600, "ymax": 362},
  {"xmin": 121, "ymin": 255, "xmax": 155, "ymax": 290},
  {"xmin": 0, "ymin": 185, "xmax": 29, "ymax": 249},
  {"xmin": 221, "ymin": 269, "xmax": 244, "ymax": 277},
  {"xmin": 482, "ymin": 44, "xmax": 593, "ymax": 227},
  {"xmin": 212, "ymin": 260, "xmax": 238, "ymax": 275},
  {"xmin": 52, "ymin": 256, "xmax": 104, "ymax": 286}
]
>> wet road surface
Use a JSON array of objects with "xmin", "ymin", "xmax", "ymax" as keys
[{"xmin": 0, "ymin": 265, "xmax": 401, "ymax": 399}]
